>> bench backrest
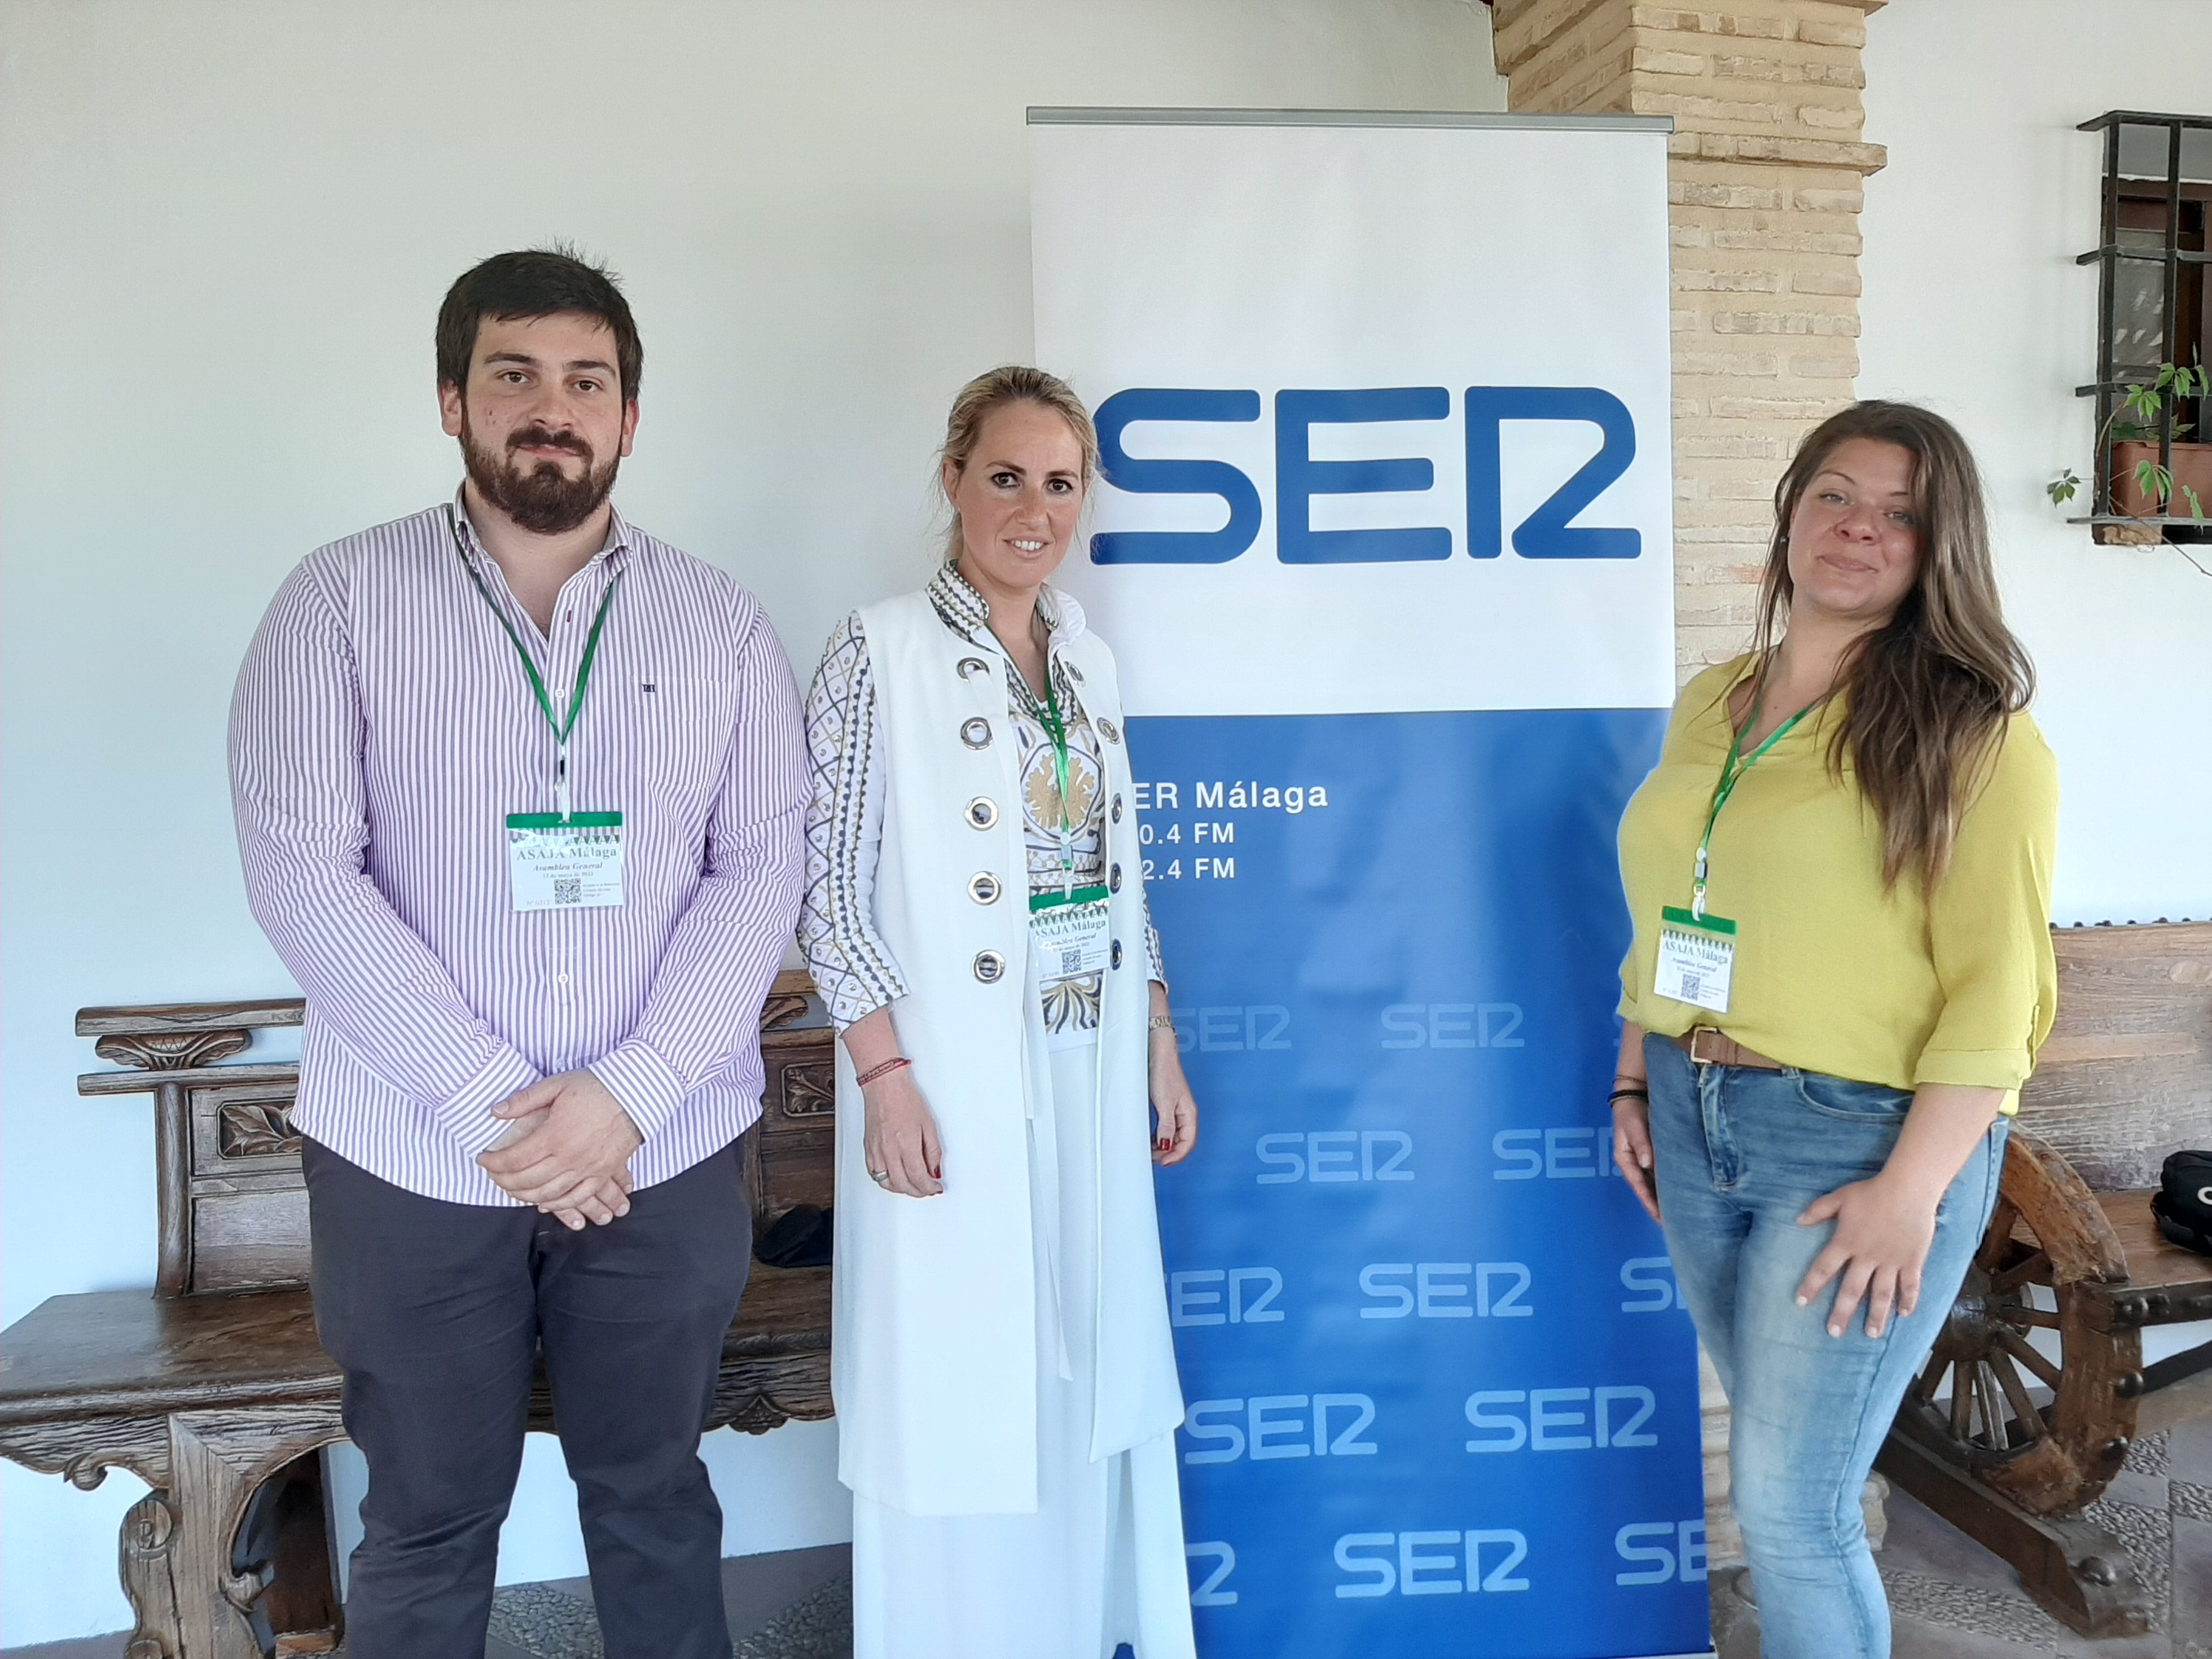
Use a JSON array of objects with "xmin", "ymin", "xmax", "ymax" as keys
[
  {"xmin": 2018, "ymin": 920, "xmax": 2212, "ymax": 1192},
  {"xmin": 77, "ymin": 973, "xmax": 835, "ymax": 1297},
  {"xmin": 82, "ymin": 923, "xmax": 2206, "ymax": 1291}
]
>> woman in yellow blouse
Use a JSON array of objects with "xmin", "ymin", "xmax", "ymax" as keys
[{"xmin": 1612, "ymin": 401, "xmax": 2056, "ymax": 1659}]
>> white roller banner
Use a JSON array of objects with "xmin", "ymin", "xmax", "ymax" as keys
[{"xmin": 1031, "ymin": 111, "xmax": 1708, "ymax": 1659}]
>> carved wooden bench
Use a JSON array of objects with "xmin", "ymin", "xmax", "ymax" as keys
[
  {"xmin": 1877, "ymin": 921, "xmax": 2212, "ymax": 1638},
  {"xmin": 0, "ymin": 973, "xmax": 836, "ymax": 1659}
]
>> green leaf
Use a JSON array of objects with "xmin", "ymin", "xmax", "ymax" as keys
[{"xmin": 2185, "ymin": 484, "xmax": 2207, "ymax": 523}]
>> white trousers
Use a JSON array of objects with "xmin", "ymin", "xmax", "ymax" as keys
[{"xmin": 850, "ymin": 1037, "xmax": 1195, "ymax": 1659}]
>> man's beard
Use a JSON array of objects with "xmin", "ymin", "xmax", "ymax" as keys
[{"xmin": 461, "ymin": 415, "xmax": 620, "ymax": 535}]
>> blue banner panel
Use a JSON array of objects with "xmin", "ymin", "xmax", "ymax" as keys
[{"xmin": 1133, "ymin": 709, "xmax": 1708, "ymax": 1659}]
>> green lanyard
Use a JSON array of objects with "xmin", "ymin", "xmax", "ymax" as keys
[
  {"xmin": 1034, "ymin": 667, "xmax": 1080, "ymax": 894},
  {"xmin": 448, "ymin": 507, "xmax": 619, "ymax": 821},
  {"xmin": 1693, "ymin": 668, "xmax": 1815, "ymax": 919},
  {"xmin": 997, "ymin": 624, "xmax": 1081, "ymax": 896}
]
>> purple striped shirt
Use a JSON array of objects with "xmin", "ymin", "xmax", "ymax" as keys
[{"xmin": 229, "ymin": 494, "xmax": 808, "ymax": 1205}]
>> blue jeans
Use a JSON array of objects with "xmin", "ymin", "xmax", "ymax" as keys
[{"xmin": 1644, "ymin": 1035, "xmax": 2009, "ymax": 1659}]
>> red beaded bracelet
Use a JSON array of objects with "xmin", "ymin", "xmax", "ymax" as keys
[{"xmin": 855, "ymin": 1056, "xmax": 911, "ymax": 1088}]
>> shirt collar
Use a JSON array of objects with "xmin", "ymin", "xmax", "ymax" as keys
[
  {"xmin": 449, "ymin": 487, "xmax": 633, "ymax": 574},
  {"xmin": 927, "ymin": 561, "xmax": 1087, "ymax": 649}
]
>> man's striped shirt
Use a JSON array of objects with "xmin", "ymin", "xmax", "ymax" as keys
[{"xmin": 229, "ymin": 495, "xmax": 806, "ymax": 1204}]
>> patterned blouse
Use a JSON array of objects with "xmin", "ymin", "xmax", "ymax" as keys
[{"xmin": 799, "ymin": 563, "xmax": 1165, "ymax": 1032}]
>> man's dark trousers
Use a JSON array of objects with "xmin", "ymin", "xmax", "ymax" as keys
[{"xmin": 303, "ymin": 1137, "xmax": 751, "ymax": 1659}]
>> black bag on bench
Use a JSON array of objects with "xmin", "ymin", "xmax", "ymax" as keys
[{"xmin": 2151, "ymin": 1150, "xmax": 2212, "ymax": 1257}]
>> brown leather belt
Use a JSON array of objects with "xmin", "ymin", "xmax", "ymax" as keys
[{"xmin": 1673, "ymin": 1027, "xmax": 1784, "ymax": 1070}]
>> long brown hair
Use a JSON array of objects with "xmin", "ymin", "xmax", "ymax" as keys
[
  {"xmin": 1753, "ymin": 400, "xmax": 2034, "ymax": 889},
  {"xmin": 938, "ymin": 365, "xmax": 1099, "ymax": 562}
]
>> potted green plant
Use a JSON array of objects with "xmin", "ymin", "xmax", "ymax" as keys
[{"xmin": 2050, "ymin": 362, "xmax": 2211, "ymax": 531}]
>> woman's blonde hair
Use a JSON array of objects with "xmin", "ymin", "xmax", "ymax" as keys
[
  {"xmin": 939, "ymin": 365, "xmax": 1099, "ymax": 562},
  {"xmin": 1752, "ymin": 400, "xmax": 2034, "ymax": 889}
]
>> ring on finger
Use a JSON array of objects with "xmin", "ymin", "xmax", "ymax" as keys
[{"xmin": 869, "ymin": 1169, "xmax": 891, "ymax": 1184}]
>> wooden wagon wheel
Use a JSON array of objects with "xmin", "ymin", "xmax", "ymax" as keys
[{"xmin": 1892, "ymin": 1127, "xmax": 2142, "ymax": 1517}]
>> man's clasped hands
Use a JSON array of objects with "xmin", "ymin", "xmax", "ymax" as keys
[{"xmin": 477, "ymin": 1071, "xmax": 644, "ymax": 1229}]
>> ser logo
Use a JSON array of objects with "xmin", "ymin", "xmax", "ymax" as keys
[
  {"xmin": 1620, "ymin": 1256, "xmax": 1686, "ymax": 1313},
  {"xmin": 1334, "ymin": 1530, "xmax": 1531, "ymax": 1598},
  {"xmin": 1492, "ymin": 1126, "xmax": 1620, "ymax": 1181},
  {"xmin": 1186, "ymin": 1541, "xmax": 1239, "ymax": 1607},
  {"xmin": 1090, "ymin": 386, "xmax": 1640, "ymax": 565},
  {"xmin": 1616, "ymin": 1520, "xmax": 1708, "ymax": 1586},
  {"xmin": 1170, "ymin": 1267, "xmax": 1285, "ymax": 1327},
  {"xmin": 1256, "ymin": 1130, "xmax": 1412, "ymax": 1184},
  {"xmin": 1170, "ymin": 1006, "xmax": 1291, "ymax": 1054},
  {"xmin": 1182, "ymin": 1393, "xmax": 1378, "ymax": 1464},
  {"xmin": 1379, "ymin": 1002, "xmax": 1524, "ymax": 1049},
  {"xmin": 1359, "ymin": 1262, "xmax": 1531, "ymax": 1320},
  {"xmin": 1464, "ymin": 1386, "xmax": 1658, "ymax": 1453}
]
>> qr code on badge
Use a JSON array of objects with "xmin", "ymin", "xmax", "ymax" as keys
[
  {"xmin": 553, "ymin": 878, "xmax": 583, "ymax": 906},
  {"xmin": 1678, "ymin": 973, "xmax": 1703, "ymax": 1002}
]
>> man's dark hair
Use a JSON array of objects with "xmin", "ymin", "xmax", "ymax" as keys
[{"xmin": 436, "ymin": 245, "xmax": 643, "ymax": 402}]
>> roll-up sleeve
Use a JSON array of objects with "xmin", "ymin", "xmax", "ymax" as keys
[
  {"xmin": 1914, "ymin": 715, "xmax": 2059, "ymax": 1091},
  {"xmin": 798, "ymin": 612, "xmax": 910, "ymax": 1029}
]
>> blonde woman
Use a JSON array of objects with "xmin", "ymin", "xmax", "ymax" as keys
[
  {"xmin": 799, "ymin": 366, "xmax": 1199, "ymax": 1659},
  {"xmin": 1611, "ymin": 402, "xmax": 2057, "ymax": 1659}
]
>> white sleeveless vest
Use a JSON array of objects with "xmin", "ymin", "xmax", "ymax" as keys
[{"xmin": 831, "ymin": 586, "xmax": 1185, "ymax": 1516}]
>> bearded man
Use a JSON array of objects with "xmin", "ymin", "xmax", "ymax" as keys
[{"xmin": 228, "ymin": 247, "xmax": 806, "ymax": 1659}]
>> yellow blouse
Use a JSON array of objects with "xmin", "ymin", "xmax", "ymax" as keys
[{"xmin": 1617, "ymin": 656, "xmax": 2059, "ymax": 1100}]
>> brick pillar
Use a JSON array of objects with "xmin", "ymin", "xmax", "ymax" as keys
[
  {"xmin": 1489, "ymin": 0, "xmax": 1893, "ymax": 1578},
  {"xmin": 1491, "ymin": 0, "xmax": 1886, "ymax": 680}
]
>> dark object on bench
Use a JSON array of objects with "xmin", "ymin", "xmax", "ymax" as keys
[
  {"xmin": 755, "ymin": 1203, "xmax": 834, "ymax": 1269},
  {"xmin": 0, "ymin": 972, "xmax": 837, "ymax": 1659},
  {"xmin": 1877, "ymin": 921, "xmax": 2212, "ymax": 1639},
  {"xmin": 2152, "ymin": 1149, "xmax": 2212, "ymax": 1255}
]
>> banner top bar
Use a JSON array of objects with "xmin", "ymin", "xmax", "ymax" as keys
[{"xmin": 1026, "ymin": 106, "xmax": 1674, "ymax": 134}]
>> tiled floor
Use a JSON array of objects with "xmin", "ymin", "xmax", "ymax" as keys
[{"xmin": 489, "ymin": 1544, "xmax": 850, "ymax": 1658}]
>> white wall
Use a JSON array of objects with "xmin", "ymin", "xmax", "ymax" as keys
[
  {"xmin": 0, "ymin": 1, "xmax": 1503, "ymax": 1644},
  {"xmin": 1860, "ymin": 0, "xmax": 2212, "ymax": 926}
]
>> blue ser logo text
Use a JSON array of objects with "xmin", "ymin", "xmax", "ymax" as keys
[
  {"xmin": 1183, "ymin": 1393, "xmax": 1378, "ymax": 1464},
  {"xmin": 1360, "ymin": 1262, "xmax": 1532, "ymax": 1320},
  {"xmin": 1172, "ymin": 1005, "xmax": 1290, "ymax": 1054},
  {"xmin": 1334, "ymin": 1530, "xmax": 1531, "ymax": 1598},
  {"xmin": 1257, "ymin": 1130, "xmax": 1413, "ymax": 1184},
  {"xmin": 1616, "ymin": 1520, "xmax": 1709, "ymax": 1587},
  {"xmin": 1492, "ymin": 1126, "xmax": 1618, "ymax": 1180},
  {"xmin": 1620, "ymin": 1255, "xmax": 1685, "ymax": 1313},
  {"xmin": 1091, "ymin": 386, "xmax": 1640, "ymax": 565},
  {"xmin": 1381, "ymin": 1002, "xmax": 1524, "ymax": 1049},
  {"xmin": 1465, "ymin": 1386, "xmax": 1658, "ymax": 1453},
  {"xmin": 1170, "ymin": 1267, "xmax": 1285, "ymax": 1327}
]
